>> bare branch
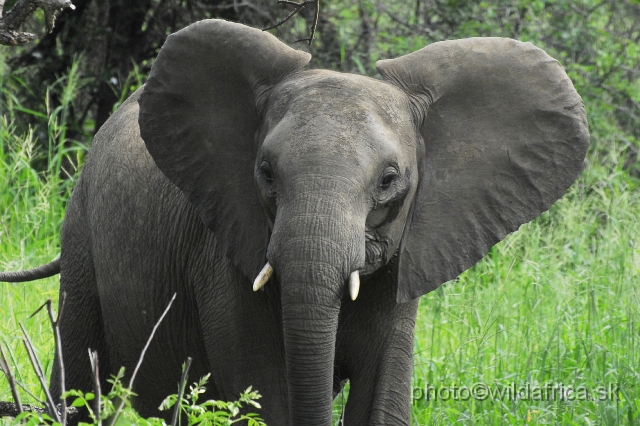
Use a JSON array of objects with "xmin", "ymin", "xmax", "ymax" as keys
[
  {"xmin": 109, "ymin": 293, "xmax": 177, "ymax": 426},
  {"xmin": 374, "ymin": 1, "xmax": 438, "ymax": 38},
  {"xmin": 210, "ymin": 0, "xmax": 273, "ymax": 21},
  {"xmin": 46, "ymin": 295, "xmax": 67, "ymax": 425},
  {"xmin": 303, "ymin": 0, "xmax": 320, "ymax": 45},
  {"xmin": 88, "ymin": 349, "xmax": 101, "ymax": 424},
  {"xmin": 171, "ymin": 357, "xmax": 192, "ymax": 426},
  {"xmin": 0, "ymin": 0, "xmax": 75, "ymax": 46},
  {"xmin": 15, "ymin": 379, "xmax": 45, "ymax": 405},
  {"xmin": 24, "ymin": 296, "xmax": 68, "ymax": 423},
  {"xmin": 263, "ymin": 1, "xmax": 310, "ymax": 31},
  {"xmin": 264, "ymin": 0, "xmax": 320, "ymax": 46},
  {"xmin": 19, "ymin": 323, "xmax": 61, "ymax": 423},
  {"xmin": 0, "ymin": 345, "xmax": 22, "ymax": 415},
  {"xmin": 0, "ymin": 297, "xmax": 77, "ymax": 422}
]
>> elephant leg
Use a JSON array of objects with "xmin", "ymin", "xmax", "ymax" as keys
[
  {"xmin": 50, "ymin": 192, "xmax": 111, "ymax": 423},
  {"xmin": 335, "ymin": 266, "xmax": 419, "ymax": 426},
  {"xmin": 194, "ymin": 240, "xmax": 290, "ymax": 425}
]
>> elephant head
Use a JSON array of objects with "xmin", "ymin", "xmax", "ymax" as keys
[{"xmin": 138, "ymin": 20, "xmax": 588, "ymax": 425}]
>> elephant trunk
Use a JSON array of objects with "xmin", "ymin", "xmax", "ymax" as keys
[
  {"xmin": 268, "ymin": 185, "xmax": 364, "ymax": 425},
  {"xmin": 281, "ymin": 280, "xmax": 340, "ymax": 425}
]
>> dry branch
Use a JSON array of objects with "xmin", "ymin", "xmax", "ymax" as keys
[
  {"xmin": 264, "ymin": 0, "xmax": 320, "ymax": 45},
  {"xmin": 0, "ymin": 295, "xmax": 79, "ymax": 422},
  {"xmin": 45, "ymin": 295, "xmax": 67, "ymax": 425},
  {"xmin": 89, "ymin": 349, "xmax": 101, "ymax": 424},
  {"xmin": 0, "ymin": 345, "xmax": 22, "ymax": 415},
  {"xmin": 0, "ymin": 0, "xmax": 75, "ymax": 46},
  {"xmin": 19, "ymin": 322, "xmax": 61, "ymax": 423}
]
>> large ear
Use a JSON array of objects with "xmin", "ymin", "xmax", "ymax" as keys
[
  {"xmin": 138, "ymin": 20, "xmax": 310, "ymax": 280},
  {"xmin": 377, "ymin": 38, "xmax": 589, "ymax": 303}
]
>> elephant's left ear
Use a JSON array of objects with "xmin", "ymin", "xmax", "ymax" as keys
[
  {"xmin": 377, "ymin": 38, "xmax": 589, "ymax": 303},
  {"xmin": 139, "ymin": 20, "xmax": 310, "ymax": 282}
]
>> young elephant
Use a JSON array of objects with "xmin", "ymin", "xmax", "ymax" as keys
[{"xmin": 2, "ymin": 19, "xmax": 588, "ymax": 425}]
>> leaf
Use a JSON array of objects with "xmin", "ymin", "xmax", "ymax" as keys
[
  {"xmin": 159, "ymin": 394, "xmax": 177, "ymax": 411},
  {"xmin": 71, "ymin": 396, "xmax": 87, "ymax": 407}
]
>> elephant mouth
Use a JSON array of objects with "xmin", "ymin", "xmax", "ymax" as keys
[
  {"xmin": 363, "ymin": 225, "xmax": 390, "ymax": 275},
  {"xmin": 252, "ymin": 226, "xmax": 392, "ymax": 303}
]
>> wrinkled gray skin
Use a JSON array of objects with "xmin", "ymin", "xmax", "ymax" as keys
[{"xmin": 42, "ymin": 20, "xmax": 588, "ymax": 426}]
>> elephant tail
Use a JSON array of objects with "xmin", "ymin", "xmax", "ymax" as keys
[{"xmin": 0, "ymin": 258, "xmax": 60, "ymax": 282}]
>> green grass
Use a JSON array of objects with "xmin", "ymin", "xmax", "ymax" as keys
[
  {"xmin": 411, "ymin": 149, "xmax": 640, "ymax": 424},
  {"xmin": 0, "ymin": 61, "xmax": 86, "ymax": 416}
]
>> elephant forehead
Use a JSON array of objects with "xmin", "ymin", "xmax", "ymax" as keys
[
  {"xmin": 262, "ymin": 70, "xmax": 416, "ymax": 164},
  {"xmin": 262, "ymin": 106, "xmax": 412, "ymax": 173},
  {"xmin": 267, "ymin": 70, "xmax": 412, "ymax": 127}
]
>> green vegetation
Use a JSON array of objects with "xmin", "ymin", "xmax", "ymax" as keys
[
  {"xmin": 1, "ymin": 1, "xmax": 639, "ymax": 424},
  {"xmin": 13, "ymin": 367, "xmax": 266, "ymax": 425},
  {"xmin": 0, "ymin": 56, "xmax": 83, "ymax": 419},
  {"xmin": 411, "ymin": 159, "xmax": 639, "ymax": 423}
]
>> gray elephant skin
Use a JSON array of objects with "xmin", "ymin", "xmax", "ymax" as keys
[{"xmin": 2, "ymin": 19, "xmax": 589, "ymax": 425}]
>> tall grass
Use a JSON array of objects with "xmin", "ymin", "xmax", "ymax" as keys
[
  {"xmin": 411, "ymin": 145, "xmax": 640, "ymax": 424},
  {"xmin": 0, "ymin": 59, "xmax": 86, "ymax": 408}
]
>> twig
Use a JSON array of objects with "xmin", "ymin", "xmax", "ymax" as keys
[
  {"xmin": 88, "ymin": 349, "xmax": 101, "ymax": 424},
  {"xmin": 45, "ymin": 294, "xmax": 67, "ymax": 425},
  {"xmin": 294, "ymin": 0, "xmax": 319, "ymax": 45},
  {"xmin": 108, "ymin": 293, "xmax": 177, "ymax": 426},
  {"xmin": 15, "ymin": 379, "xmax": 45, "ymax": 405},
  {"xmin": 207, "ymin": 1, "xmax": 273, "ymax": 21},
  {"xmin": 0, "ymin": 345, "xmax": 22, "ymax": 415},
  {"xmin": 19, "ymin": 323, "xmax": 61, "ymax": 423},
  {"xmin": 171, "ymin": 357, "xmax": 192, "ymax": 426},
  {"xmin": 264, "ymin": 0, "xmax": 320, "ymax": 46},
  {"xmin": 373, "ymin": 1, "xmax": 437, "ymax": 37},
  {"xmin": 263, "ymin": 0, "xmax": 313, "ymax": 31}
]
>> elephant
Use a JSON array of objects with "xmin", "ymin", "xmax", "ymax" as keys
[{"xmin": 1, "ymin": 19, "xmax": 589, "ymax": 425}]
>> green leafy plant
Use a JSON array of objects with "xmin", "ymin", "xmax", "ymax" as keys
[
  {"xmin": 6, "ymin": 367, "xmax": 267, "ymax": 426},
  {"xmin": 158, "ymin": 375, "xmax": 266, "ymax": 426}
]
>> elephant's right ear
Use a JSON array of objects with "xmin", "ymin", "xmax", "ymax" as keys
[
  {"xmin": 138, "ymin": 20, "xmax": 310, "ymax": 281},
  {"xmin": 377, "ymin": 38, "xmax": 589, "ymax": 303}
]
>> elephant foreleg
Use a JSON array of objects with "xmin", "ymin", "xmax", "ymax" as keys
[{"xmin": 335, "ymin": 266, "xmax": 419, "ymax": 426}]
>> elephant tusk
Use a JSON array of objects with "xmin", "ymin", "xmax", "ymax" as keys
[
  {"xmin": 253, "ymin": 262, "xmax": 273, "ymax": 292},
  {"xmin": 349, "ymin": 270, "xmax": 360, "ymax": 301}
]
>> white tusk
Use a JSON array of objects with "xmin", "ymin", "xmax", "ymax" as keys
[
  {"xmin": 253, "ymin": 262, "xmax": 274, "ymax": 292},
  {"xmin": 349, "ymin": 270, "xmax": 360, "ymax": 301}
]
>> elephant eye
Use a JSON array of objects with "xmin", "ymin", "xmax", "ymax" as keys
[
  {"xmin": 259, "ymin": 161, "xmax": 274, "ymax": 183},
  {"xmin": 379, "ymin": 167, "xmax": 398, "ymax": 189}
]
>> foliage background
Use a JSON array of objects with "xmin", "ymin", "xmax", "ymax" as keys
[{"xmin": 1, "ymin": 0, "xmax": 639, "ymax": 424}]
